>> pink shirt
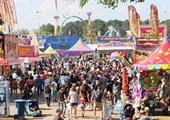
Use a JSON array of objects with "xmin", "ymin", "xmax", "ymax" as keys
[{"xmin": 80, "ymin": 98, "xmax": 85, "ymax": 104}]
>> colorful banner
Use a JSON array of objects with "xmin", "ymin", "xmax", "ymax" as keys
[
  {"xmin": 4, "ymin": 34, "xmax": 18, "ymax": 60},
  {"xmin": 138, "ymin": 25, "xmax": 166, "ymax": 42},
  {"xmin": 150, "ymin": 4, "xmax": 159, "ymax": 38},
  {"xmin": 98, "ymin": 37, "xmax": 133, "ymax": 48},
  {"xmin": 0, "ymin": 34, "xmax": 5, "ymax": 60},
  {"xmin": 18, "ymin": 46, "xmax": 34, "ymax": 57},
  {"xmin": 128, "ymin": 6, "xmax": 138, "ymax": 38}
]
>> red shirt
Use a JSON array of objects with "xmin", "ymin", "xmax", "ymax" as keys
[
  {"xmin": 20, "ymin": 80, "xmax": 26, "ymax": 88},
  {"xmin": 27, "ymin": 79, "xmax": 35, "ymax": 85}
]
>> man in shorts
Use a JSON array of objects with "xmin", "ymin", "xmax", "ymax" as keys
[{"xmin": 91, "ymin": 85, "xmax": 105, "ymax": 120}]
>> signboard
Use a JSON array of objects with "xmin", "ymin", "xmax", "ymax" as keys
[
  {"xmin": 18, "ymin": 46, "xmax": 34, "ymax": 57},
  {"xmin": 138, "ymin": 25, "xmax": 166, "ymax": 42},
  {"xmin": 98, "ymin": 37, "xmax": 133, "ymax": 48},
  {"xmin": 136, "ymin": 45, "xmax": 159, "ymax": 63},
  {"xmin": 0, "ymin": 81, "xmax": 10, "ymax": 115},
  {"xmin": 0, "ymin": 34, "xmax": 5, "ymax": 60},
  {"xmin": 4, "ymin": 34, "xmax": 18, "ymax": 60}
]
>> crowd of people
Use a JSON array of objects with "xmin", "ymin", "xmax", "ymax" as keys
[{"xmin": 0, "ymin": 55, "xmax": 169, "ymax": 120}]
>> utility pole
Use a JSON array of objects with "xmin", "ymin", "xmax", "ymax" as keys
[
  {"xmin": 36, "ymin": 11, "xmax": 41, "ymax": 34},
  {"xmin": 86, "ymin": 12, "xmax": 92, "ymax": 44}
]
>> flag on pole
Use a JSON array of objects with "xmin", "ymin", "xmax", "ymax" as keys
[{"xmin": 55, "ymin": 0, "xmax": 57, "ymax": 8}]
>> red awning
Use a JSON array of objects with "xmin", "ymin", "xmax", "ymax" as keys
[{"xmin": 0, "ymin": 60, "xmax": 8, "ymax": 66}]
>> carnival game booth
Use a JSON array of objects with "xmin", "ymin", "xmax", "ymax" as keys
[
  {"xmin": 18, "ymin": 46, "xmax": 42, "ymax": 73},
  {"xmin": 0, "ymin": 34, "xmax": 24, "ymax": 74},
  {"xmin": 134, "ymin": 38, "xmax": 170, "ymax": 115},
  {"xmin": 65, "ymin": 38, "xmax": 93, "ymax": 57},
  {"xmin": 39, "ymin": 45, "xmax": 58, "ymax": 59}
]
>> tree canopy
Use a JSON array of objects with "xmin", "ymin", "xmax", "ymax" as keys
[
  {"xmin": 17, "ymin": 19, "xmax": 170, "ymax": 42},
  {"xmin": 79, "ymin": 0, "xmax": 145, "ymax": 9}
]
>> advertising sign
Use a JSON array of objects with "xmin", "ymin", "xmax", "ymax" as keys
[
  {"xmin": 138, "ymin": 25, "xmax": 166, "ymax": 42},
  {"xmin": 98, "ymin": 37, "xmax": 133, "ymax": 48},
  {"xmin": 136, "ymin": 45, "xmax": 159, "ymax": 64},
  {"xmin": 18, "ymin": 46, "xmax": 34, "ymax": 57},
  {"xmin": 0, "ymin": 81, "xmax": 10, "ymax": 115},
  {"xmin": 128, "ymin": 5, "xmax": 139, "ymax": 38},
  {"xmin": 0, "ymin": 34, "xmax": 5, "ymax": 60},
  {"xmin": 4, "ymin": 34, "xmax": 18, "ymax": 60}
]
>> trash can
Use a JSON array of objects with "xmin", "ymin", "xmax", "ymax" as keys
[{"xmin": 14, "ymin": 99, "xmax": 26, "ymax": 120}]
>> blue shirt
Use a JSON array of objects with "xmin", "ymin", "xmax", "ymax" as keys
[{"xmin": 36, "ymin": 77, "xmax": 43, "ymax": 87}]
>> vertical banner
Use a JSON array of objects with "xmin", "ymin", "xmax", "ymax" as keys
[
  {"xmin": 128, "ymin": 6, "xmax": 138, "ymax": 38},
  {"xmin": 9, "ymin": 0, "xmax": 18, "ymax": 24},
  {"xmin": 0, "ymin": 81, "xmax": 10, "ymax": 115},
  {"xmin": 150, "ymin": 4, "xmax": 159, "ymax": 38}
]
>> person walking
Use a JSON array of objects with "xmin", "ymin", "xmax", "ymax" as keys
[
  {"xmin": 67, "ymin": 84, "xmax": 79, "ymax": 119},
  {"xmin": 91, "ymin": 85, "xmax": 105, "ymax": 120},
  {"xmin": 44, "ymin": 82, "xmax": 51, "ymax": 107},
  {"xmin": 59, "ymin": 85, "xmax": 67, "ymax": 118},
  {"xmin": 36, "ymin": 75, "xmax": 43, "ymax": 97}
]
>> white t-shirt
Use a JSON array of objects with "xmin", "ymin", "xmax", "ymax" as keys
[{"xmin": 69, "ymin": 91, "xmax": 78, "ymax": 103}]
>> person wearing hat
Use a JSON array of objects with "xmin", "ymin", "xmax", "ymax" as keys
[
  {"xmin": 139, "ymin": 110, "xmax": 152, "ymax": 120},
  {"xmin": 53, "ymin": 107, "xmax": 64, "ymax": 120}
]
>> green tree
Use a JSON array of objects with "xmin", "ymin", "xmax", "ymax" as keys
[
  {"xmin": 39, "ymin": 23, "xmax": 54, "ymax": 36},
  {"xmin": 78, "ymin": 0, "xmax": 144, "ymax": 9},
  {"xmin": 141, "ymin": 19, "xmax": 149, "ymax": 25},
  {"xmin": 91, "ymin": 19, "xmax": 106, "ymax": 36},
  {"xmin": 160, "ymin": 20, "xmax": 170, "ymax": 38},
  {"xmin": 62, "ymin": 21, "xmax": 84, "ymax": 37}
]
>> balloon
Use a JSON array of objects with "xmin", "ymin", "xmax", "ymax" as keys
[{"xmin": 132, "ymin": 93, "xmax": 136, "ymax": 99}]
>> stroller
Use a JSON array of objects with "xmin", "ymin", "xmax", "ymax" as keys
[{"xmin": 123, "ymin": 103, "xmax": 135, "ymax": 120}]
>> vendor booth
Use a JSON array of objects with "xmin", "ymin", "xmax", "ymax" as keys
[
  {"xmin": 39, "ymin": 45, "xmax": 58, "ymax": 59},
  {"xmin": 0, "ymin": 34, "xmax": 23, "ymax": 74},
  {"xmin": 18, "ymin": 46, "xmax": 42, "ymax": 73},
  {"xmin": 66, "ymin": 38, "xmax": 93, "ymax": 57}
]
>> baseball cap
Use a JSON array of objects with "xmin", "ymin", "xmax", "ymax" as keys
[{"xmin": 56, "ymin": 107, "xmax": 62, "ymax": 112}]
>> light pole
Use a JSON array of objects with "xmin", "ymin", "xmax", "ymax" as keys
[
  {"xmin": 86, "ymin": 12, "xmax": 92, "ymax": 44},
  {"xmin": 164, "ymin": 10, "xmax": 168, "ymax": 25},
  {"xmin": 36, "ymin": 11, "xmax": 41, "ymax": 34}
]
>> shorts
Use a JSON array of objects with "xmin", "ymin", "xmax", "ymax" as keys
[
  {"xmin": 80, "ymin": 104, "xmax": 85, "ymax": 108},
  {"xmin": 70, "ymin": 102, "xmax": 78, "ymax": 106},
  {"xmin": 53, "ymin": 90, "xmax": 57, "ymax": 95},
  {"xmin": 93, "ymin": 102, "xmax": 102, "ymax": 111}
]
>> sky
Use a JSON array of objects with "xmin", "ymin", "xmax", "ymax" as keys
[{"xmin": 14, "ymin": 0, "xmax": 170, "ymax": 31}]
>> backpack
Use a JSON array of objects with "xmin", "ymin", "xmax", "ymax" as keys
[{"xmin": 95, "ymin": 91, "xmax": 102, "ymax": 101}]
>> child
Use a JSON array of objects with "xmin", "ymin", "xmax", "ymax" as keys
[{"xmin": 79, "ymin": 94, "xmax": 85, "ymax": 118}]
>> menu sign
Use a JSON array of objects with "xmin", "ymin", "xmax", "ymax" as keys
[{"xmin": 4, "ymin": 34, "xmax": 18, "ymax": 60}]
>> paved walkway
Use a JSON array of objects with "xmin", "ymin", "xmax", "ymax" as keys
[{"xmin": 9, "ymin": 94, "xmax": 119, "ymax": 120}]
